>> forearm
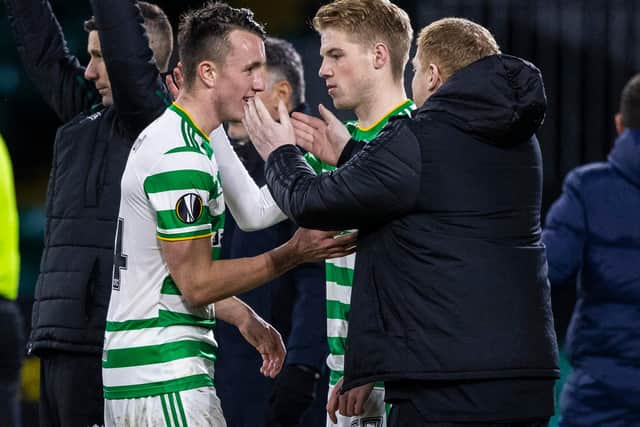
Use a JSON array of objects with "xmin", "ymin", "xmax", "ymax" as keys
[
  {"xmin": 265, "ymin": 133, "xmax": 420, "ymax": 231},
  {"xmin": 166, "ymin": 238, "xmax": 303, "ymax": 306},
  {"xmin": 6, "ymin": 0, "xmax": 93, "ymax": 120},
  {"xmin": 210, "ymin": 126, "xmax": 287, "ymax": 231},
  {"xmin": 92, "ymin": 0, "xmax": 169, "ymax": 135},
  {"xmin": 214, "ymin": 297, "xmax": 253, "ymax": 327}
]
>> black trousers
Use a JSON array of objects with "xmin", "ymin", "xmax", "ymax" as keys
[
  {"xmin": 389, "ymin": 401, "xmax": 549, "ymax": 427},
  {"xmin": 39, "ymin": 351, "xmax": 104, "ymax": 427},
  {"xmin": 0, "ymin": 298, "xmax": 25, "ymax": 427}
]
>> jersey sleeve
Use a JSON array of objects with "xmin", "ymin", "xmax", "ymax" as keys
[{"xmin": 143, "ymin": 151, "xmax": 223, "ymax": 241}]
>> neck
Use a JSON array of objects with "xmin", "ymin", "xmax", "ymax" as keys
[
  {"xmin": 353, "ymin": 79, "xmax": 408, "ymax": 128},
  {"xmin": 175, "ymin": 90, "xmax": 221, "ymax": 136}
]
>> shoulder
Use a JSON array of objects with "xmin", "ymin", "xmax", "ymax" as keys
[
  {"xmin": 564, "ymin": 162, "xmax": 613, "ymax": 190},
  {"xmin": 374, "ymin": 115, "xmax": 418, "ymax": 148}
]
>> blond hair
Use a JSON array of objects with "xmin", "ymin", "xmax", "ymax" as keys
[
  {"xmin": 313, "ymin": 0, "xmax": 413, "ymax": 82},
  {"xmin": 417, "ymin": 17, "xmax": 500, "ymax": 81}
]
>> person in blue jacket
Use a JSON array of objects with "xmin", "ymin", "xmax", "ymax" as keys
[
  {"xmin": 215, "ymin": 37, "xmax": 329, "ymax": 427},
  {"xmin": 543, "ymin": 74, "xmax": 640, "ymax": 426},
  {"xmin": 5, "ymin": 0, "xmax": 173, "ymax": 425}
]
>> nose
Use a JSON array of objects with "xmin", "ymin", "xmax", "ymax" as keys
[
  {"xmin": 318, "ymin": 58, "xmax": 331, "ymax": 79},
  {"xmin": 253, "ymin": 70, "xmax": 265, "ymax": 93},
  {"xmin": 84, "ymin": 59, "xmax": 97, "ymax": 81}
]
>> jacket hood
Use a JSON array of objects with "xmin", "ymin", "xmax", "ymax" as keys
[
  {"xmin": 609, "ymin": 128, "xmax": 640, "ymax": 188},
  {"xmin": 421, "ymin": 54, "xmax": 547, "ymax": 147}
]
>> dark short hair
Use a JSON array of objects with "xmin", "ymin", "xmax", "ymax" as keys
[
  {"xmin": 84, "ymin": 2, "xmax": 174, "ymax": 72},
  {"xmin": 620, "ymin": 74, "xmax": 640, "ymax": 129},
  {"xmin": 178, "ymin": 1, "xmax": 266, "ymax": 88},
  {"xmin": 264, "ymin": 38, "xmax": 305, "ymax": 107}
]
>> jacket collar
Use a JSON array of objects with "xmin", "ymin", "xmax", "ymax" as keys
[{"xmin": 609, "ymin": 129, "xmax": 640, "ymax": 189}]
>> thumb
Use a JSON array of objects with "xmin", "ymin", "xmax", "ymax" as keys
[
  {"xmin": 318, "ymin": 103, "xmax": 339, "ymax": 125},
  {"xmin": 277, "ymin": 100, "xmax": 292, "ymax": 129}
]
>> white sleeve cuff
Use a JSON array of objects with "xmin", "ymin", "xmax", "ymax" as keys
[{"xmin": 210, "ymin": 125, "xmax": 287, "ymax": 231}]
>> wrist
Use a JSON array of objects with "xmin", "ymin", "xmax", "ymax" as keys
[
  {"xmin": 270, "ymin": 239, "xmax": 303, "ymax": 272},
  {"xmin": 218, "ymin": 297, "xmax": 252, "ymax": 328}
]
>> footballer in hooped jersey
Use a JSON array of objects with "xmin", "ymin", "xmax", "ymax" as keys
[
  {"xmin": 102, "ymin": 3, "xmax": 356, "ymax": 426},
  {"xmin": 244, "ymin": 0, "xmax": 415, "ymax": 425}
]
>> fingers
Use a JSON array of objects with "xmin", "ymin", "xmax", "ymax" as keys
[
  {"xmin": 338, "ymin": 391, "xmax": 348, "ymax": 419},
  {"xmin": 293, "ymin": 127, "xmax": 314, "ymax": 152},
  {"xmin": 254, "ymin": 97, "xmax": 274, "ymax": 124},
  {"xmin": 174, "ymin": 62, "xmax": 184, "ymax": 88},
  {"xmin": 165, "ymin": 75, "xmax": 179, "ymax": 100},
  {"xmin": 318, "ymin": 103, "xmax": 340, "ymax": 125},
  {"xmin": 326, "ymin": 384, "xmax": 340, "ymax": 424},
  {"xmin": 242, "ymin": 100, "xmax": 261, "ymax": 141},
  {"xmin": 353, "ymin": 391, "xmax": 365, "ymax": 415},
  {"xmin": 261, "ymin": 328, "xmax": 285, "ymax": 378},
  {"xmin": 291, "ymin": 111, "xmax": 327, "ymax": 129},
  {"xmin": 277, "ymin": 100, "xmax": 292, "ymax": 131},
  {"xmin": 333, "ymin": 230, "xmax": 358, "ymax": 245}
]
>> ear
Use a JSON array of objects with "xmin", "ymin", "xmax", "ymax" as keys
[
  {"xmin": 372, "ymin": 42, "xmax": 390, "ymax": 71},
  {"xmin": 614, "ymin": 113, "xmax": 625, "ymax": 135},
  {"xmin": 272, "ymin": 80, "xmax": 293, "ymax": 111},
  {"xmin": 197, "ymin": 61, "xmax": 217, "ymax": 89},
  {"xmin": 427, "ymin": 63, "xmax": 442, "ymax": 92}
]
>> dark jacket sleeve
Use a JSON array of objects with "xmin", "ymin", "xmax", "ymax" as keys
[
  {"xmin": 285, "ymin": 258, "xmax": 327, "ymax": 372},
  {"xmin": 91, "ymin": 0, "xmax": 170, "ymax": 139},
  {"xmin": 542, "ymin": 170, "xmax": 587, "ymax": 284},
  {"xmin": 265, "ymin": 121, "xmax": 422, "ymax": 231},
  {"xmin": 5, "ymin": 0, "xmax": 98, "ymax": 122}
]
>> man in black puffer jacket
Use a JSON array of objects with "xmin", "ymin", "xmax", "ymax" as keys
[
  {"xmin": 244, "ymin": 17, "xmax": 559, "ymax": 426},
  {"xmin": 6, "ymin": 0, "xmax": 172, "ymax": 425}
]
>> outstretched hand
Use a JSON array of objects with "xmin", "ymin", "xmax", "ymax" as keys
[
  {"xmin": 291, "ymin": 104, "xmax": 350, "ymax": 166},
  {"xmin": 290, "ymin": 228, "xmax": 357, "ymax": 264},
  {"xmin": 237, "ymin": 310, "xmax": 286, "ymax": 378},
  {"xmin": 243, "ymin": 97, "xmax": 296, "ymax": 161}
]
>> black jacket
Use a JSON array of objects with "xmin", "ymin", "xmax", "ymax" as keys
[
  {"xmin": 7, "ymin": 0, "xmax": 169, "ymax": 355},
  {"xmin": 265, "ymin": 54, "xmax": 559, "ymax": 391}
]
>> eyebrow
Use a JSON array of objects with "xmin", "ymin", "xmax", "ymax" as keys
[
  {"xmin": 244, "ymin": 60, "xmax": 263, "ymax": 71},
  {"xmin": 321, "ymin": 47, "xmax": 344, "ymax": 57}
]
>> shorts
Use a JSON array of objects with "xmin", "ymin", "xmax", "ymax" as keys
[
  {"xmin": 105, "ymin": 386, "xmax": 226, "ymax": 427},
  {"xmin": 326, "ymin": 384, "xmax": 387, "ymax": 427}
]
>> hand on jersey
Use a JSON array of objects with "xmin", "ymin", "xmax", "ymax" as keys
[
  {"xmin": 237, "ymin": 309, "xmax": 286, "ymax": 378},
  {"xmin": 291, "ymin": 104, "xmax": 351, "ymax": 166},
  {"xmin": 289, "ymin": 228, "xmax": 357, "ymax": 264},
  {"xmin": 327, "ymin": 376, "xmax": 375, "ymax": 423},
  {"xmin": 243, "ymin": 97, "xmax": 296, "ymax": 161}
]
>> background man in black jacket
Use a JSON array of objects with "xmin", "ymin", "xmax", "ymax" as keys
[
  {"xmin": 244, "ymin": 17, "xmax": 559, "ymax": 427},
  {"xmin": 6, "ymin": 0, "xmax": 173, "ymax": 425},
  {"xmin": 216, "ymin": 37, "xmax": 329, "ymax": 427}
]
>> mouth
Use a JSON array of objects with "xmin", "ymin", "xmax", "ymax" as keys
[
  {"xmin": 242, "ymin": 96, "xmax": 254, "ymax": 103},
  {"xmin": 327, "ymin": 85, "xmax": 337, "ymax": 96},
  {"xmin": 97, "ymin": 87, "xmax": 109, "ymax": 95}
]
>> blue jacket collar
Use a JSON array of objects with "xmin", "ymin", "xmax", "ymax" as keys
[{"xmin": 609, "ymin": 129, "xmax": 640, "ymax": 189}]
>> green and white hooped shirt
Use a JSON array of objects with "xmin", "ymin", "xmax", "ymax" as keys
[{"xmin": 103, "ymin": 103, "xmax": 225, "ymax": 400}]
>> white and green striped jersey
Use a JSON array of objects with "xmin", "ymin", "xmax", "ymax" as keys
[
  {"xmin": 305, "ymin": 99, "xmax": 416, "ymax": 388},
  {"xmin": 103, "ymin": 103, "xmax": 225, "ymax": 400}
]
